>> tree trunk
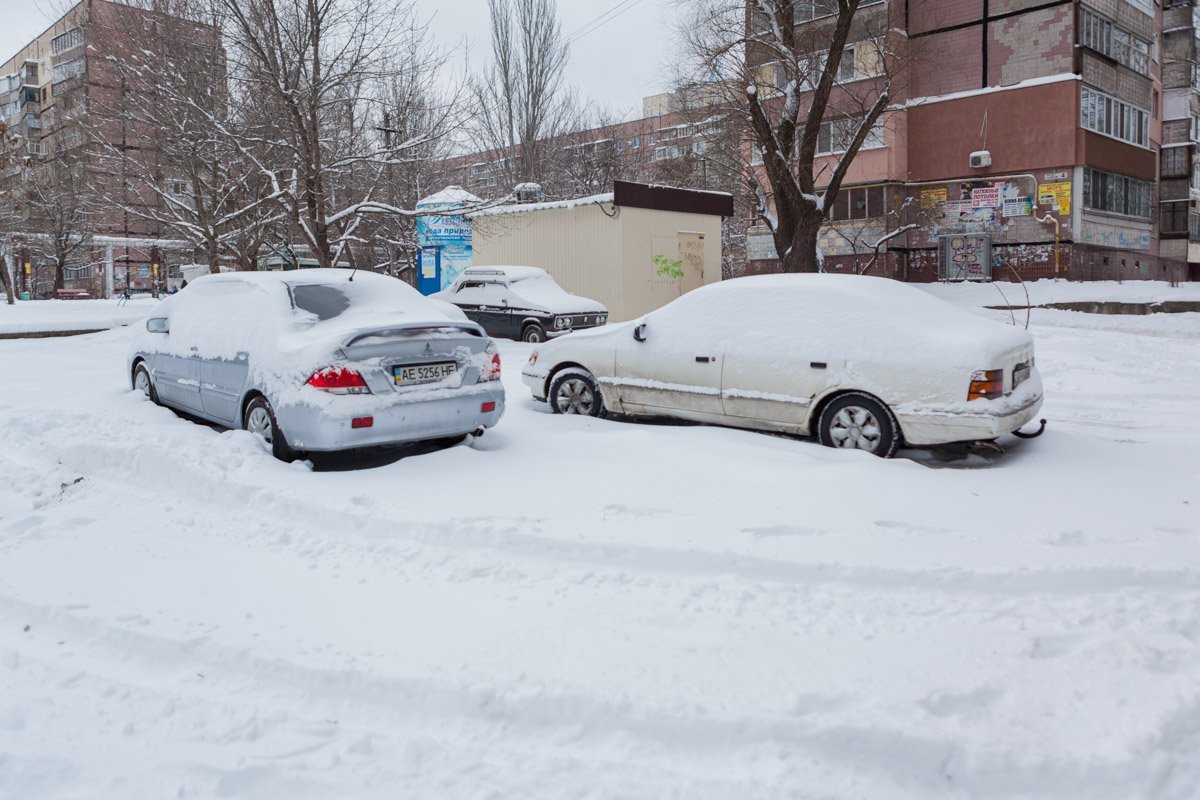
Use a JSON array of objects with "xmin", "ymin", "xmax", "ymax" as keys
[
  {"xmin": 0, "ymin": 256, "xmax": 14, "ymax": 304},
  {"xmin": 207, "ymin": 239, "xmax": 221, "ymax": 274},
  {"xmin": 778, "ymin": 214, "xmax": 823, "ymax": 274},
  {"xmin": 54, "ymin": 261, "xmax": 66, "ymax": 291}
]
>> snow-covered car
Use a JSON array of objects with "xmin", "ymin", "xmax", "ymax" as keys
[
  {"xmin": 521, "ymin": 274, "xmax": 1043, "ymax": 457},
  {"xmin": 431, "ymin": 266, "xmax": 608, "ymax": 343},
  {"xmin": 128, "ymin": 269, "xmax": 505, "ymax": 460}
]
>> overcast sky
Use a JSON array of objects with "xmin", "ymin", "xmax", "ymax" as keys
[{"xmin": 2, "ymin": 0, "xmax": 680, "ymax": 119}]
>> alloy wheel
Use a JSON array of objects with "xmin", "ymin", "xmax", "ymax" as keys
[
  {"xmin": 828, "ymin": 406, "xmax": 882, "ymax": 451},
  {"xmin": 555, "ymin": 378, "xmax": 595, "ymax": 415}
]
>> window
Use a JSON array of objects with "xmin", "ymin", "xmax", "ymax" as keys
[
  {"xmin": 1081, "ymin": 86, "xmax": 1149, "ymax": 147},
  {"xmin": 1163, "ymin": 147, "xmax": 1190, "ymax": 178},
  {"xmin": 1083, "ymin": 168, "xmax": 1152, "ymax": 218},
  {"xmin": 793, "ymin": 1, "xmax": 837, "ymax": 23},
  {"xmin": 291, "ymin": 285, "xmax": 350, "ymax": 320},
  {"xmin": 1161, "ymin": 201, "xmax": 1189, "ymax": 234},
  {"xmin": 1080, "ymin": 8, "xmax": 1150, "ymax": 74},
  {"xmin": 838, "ymin": 46, "xmax": 858, "ymax": 82},
  {"xmin": 52, "ymin": 57, "xmax": 84, "ymax": 85},
  {"xmin": 827, "ymin": 185, "xmax": 886, "ymax": 221},
  {"xmin": 1191, "ymin": 115, "xmax": 1200, "ymax": 143},
  {"xmin": 51, "ymin": 28, "xmax": 83, "ymax": 55},
  {"xmin": 816, "ymin": 116, "xmax": 885, "ymax": 155}
]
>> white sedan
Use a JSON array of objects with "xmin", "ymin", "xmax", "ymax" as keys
[{"xmin": 521, "ymin": 274, "xmax": 1043, "ymax": 457}]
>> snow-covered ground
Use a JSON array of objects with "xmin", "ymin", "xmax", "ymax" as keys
[
  {"xmin": 1, "ymin": 283, "xmax": 1198, "ymax": 798},
  {"xmin": 0, "ymin": 297, "xmax": 158, "ymax": 335}
]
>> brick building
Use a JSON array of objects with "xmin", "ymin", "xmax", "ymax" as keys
[
  {"xmin": 439, "ymin": 85, "xmax": 737, "ymax": 200},
  {"xmin": 745, "ymin": 0, "xmax": 1199, "ymax": 283},
  {"xmin": 0, "ymin": 0, "xmax": 221, "ymax": 297}
]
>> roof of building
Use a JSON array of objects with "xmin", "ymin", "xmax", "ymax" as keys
[{"xmin": 467, "ymin": 181, "xmax": 734, "ymax": 220}]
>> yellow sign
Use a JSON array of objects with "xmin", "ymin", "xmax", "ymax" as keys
[
  {"xmin": 152, "ymin": 263, "xmax": 159, "ymax": 277},
  {"xmin": 1037, "ymin": 182, "xmax": 1071, "ymax": 216},
  {"xmin": 23, "ymin": 262, "xmax": 30, "ymax": 275},
  {"xmin": 920, "ymin": 188, "xmax": 947, "ymax": 209}
]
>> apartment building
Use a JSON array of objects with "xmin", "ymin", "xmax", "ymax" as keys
[
  {"xmin": 439, "ymin": 85, "xmax": 737, "ymax": 199},
  {"xmin": 0, "ymin": 0, "xmax": 221, "ymax": 297},
  {"xmin": 745, "ymin": 0, "xmax": 1198, "ymax": 282}
]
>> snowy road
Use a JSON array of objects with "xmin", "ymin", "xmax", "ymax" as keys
[{"xmin": 1, "ymin": 299, "xmax": 1199, "ymax": 798}]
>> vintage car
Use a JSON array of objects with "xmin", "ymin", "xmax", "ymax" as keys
[
  {"xmin": 432, "ymin": 266, "xmax": 608, "ymax": 342},
  {"xmin": 521, "ymin": 274, "xmax": 1043, "ymax": 458}
]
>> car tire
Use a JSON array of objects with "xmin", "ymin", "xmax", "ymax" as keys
[
  {"xmin": 133, "ymin": 362, "xmax": 159, "ymax": 404},
  {"xmin": 523, "ymin": 324, "xmax": 545, "ymax": 343},
  {"xmin": 549, "ymin": 370, "xmax": 604, "ymax": 417},
  {"xmin": 817, "ymin": 393, "xmax": 900, "ymax": 458},
  {"xmin": 244, "ymin": 395, "xmax": 299, "ymax": 461}
]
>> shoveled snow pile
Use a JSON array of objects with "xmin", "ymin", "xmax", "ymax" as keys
[
  {"xmin": 922, "ymin": 278, "xmax": 1200, "ymax": 307},
  {"xmin": 0, "ymin": 281, "xmax": 1197, "ymax": 798},
  {"xmin": 0, "ymin": 297, "xmax": 157, "ymax": 335}
]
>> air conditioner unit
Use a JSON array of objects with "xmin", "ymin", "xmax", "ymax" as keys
[{"xmin": 970, "ymin": 150, "xmax": 992, "ymax": 169}]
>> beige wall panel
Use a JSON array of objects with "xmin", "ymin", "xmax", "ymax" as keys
[{"xmin": 473, "ymin": 203, "xmax": 724, "ymax": 322}]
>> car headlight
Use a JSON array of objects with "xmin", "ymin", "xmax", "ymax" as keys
[{"xmin": 555, "ymin": 316, "xmax": 569, "ymax": 329}]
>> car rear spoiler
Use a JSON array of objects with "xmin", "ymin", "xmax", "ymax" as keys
[{"xmin": 340, "ymin": 321, "xmax": 486, "ymax": 349}]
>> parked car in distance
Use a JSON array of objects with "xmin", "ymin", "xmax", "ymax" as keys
[
  {"xmin": 521, "ymin": 274, "xmax": 1043, "ymax": 457},
  {"xmin": 129, "ymin": 269, "xmax": 505, "ymax": 460},
  {"xmin": 432, "ymin": 265, "xmax": 608, "ymax": 343}
]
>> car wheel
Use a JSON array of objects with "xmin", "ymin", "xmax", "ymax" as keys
[
  {"xmin": 523, "ymin": 324, "xmax": 545, "ymax": 343},
  {"xmin": 133, "ymin": 362, "xmax": 159, "ymax": 404},
  {"xmin": 244, "ymin": 395, "xmax": 298, "ymax": 461},
  {"xmin": 549, "ymin": 370, "xmax": 604, "ymax": 417},
  {"xmin": 817, "ymin": 393, "xmax": 900, "ymax": 458}
]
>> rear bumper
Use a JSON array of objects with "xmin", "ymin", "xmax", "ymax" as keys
[
  {"xmin": 521, "ymin": 366, "xmax": 549, "ymax": 401},
  {"xmin": 895, "ymin": 375, "xmax": 1044, "ymax": 446},
  {"xmin": 275, "ymin": 384, "xmax": 505, "ymax": 452}
]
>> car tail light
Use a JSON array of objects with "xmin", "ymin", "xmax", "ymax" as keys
[
  {"xmin": 968, "ymin": 369, "xmax": 1004, "ymax": 401},
  {"xmin": 351, "ymin": 416, "xmax": 373, "ymax": 429},
  {"xmin": 306, "ymin": 366, "xmax": 371, "ymax": 394},
  {"xmin": 527, "ymin": 350, "xmax": 538, "ymax": 366},
  {"xmin": 479, "ymin": 344, "xmax": 501, "ymax": 382},
  {"xmin": 481, "ymin": 401, "xmax": 496, "ymax": 413}
]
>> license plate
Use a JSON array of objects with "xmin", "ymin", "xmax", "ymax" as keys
[
  {"xmin": 393, "ymin": 362, "xmax": 457, "ymax": 386},
  {"xmin": 1013, "ymin": 363, "xmax": 1030, "ymax": 388}
]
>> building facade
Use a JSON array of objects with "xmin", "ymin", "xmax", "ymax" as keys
[
  {"xmin": 0, "ymin": 0, "xmax": 221, "ymax": 298},
  {"xmin": 745, "ymin": 0, "xmax": 1200, "ymax": 282}
]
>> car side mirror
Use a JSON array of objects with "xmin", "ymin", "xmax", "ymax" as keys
[
  {"xmin": 633, "ymin": 323, "xmax": 647, "ymax": 342},
  {"xmin": 146, "ymin": 317, "xmax": 169, "ymax": 334}
]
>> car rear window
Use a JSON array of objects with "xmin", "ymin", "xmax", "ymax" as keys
[{"xmin": 292, "ymin": 284, "xmax": 351, "ymax": 320}]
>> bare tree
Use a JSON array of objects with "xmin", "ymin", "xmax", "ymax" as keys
[
  {"xmin": 468, "ymin": 0, "xmax": 578, "ymax": 191},
  {"xmin": 680, "ymin": 0, "xmax": 899, "ymax": 272},
  {"xmin": 90, "ymin": 1, "xmax": 282, "ymax": 275},
  {"xmin": 216, "ymin": 0, "xmax": 454, "ymax": 268},
  {"xmin": 17, "ymin": 155, "xmax": 95, "ymax": 292}
]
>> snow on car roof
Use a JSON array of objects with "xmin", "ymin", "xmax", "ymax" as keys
[
  {"xmin": 676, "ymin": 273, "xmax": 1031, "ymax": 363},
  {"xmin": 459, "ymin": 265, "xmax": 548, "ymax": 282}
]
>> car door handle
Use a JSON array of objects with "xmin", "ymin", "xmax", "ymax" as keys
[
  {"xmin": 810, "ymin": 361, "xmax": 827, "ymax": 369},
  {"xmin": 190, "ymin": 346, "xmax": 199, "ymax": 353},
  {"xmin": 695, "ymin": 356, "xmax": 714, "ymax": 363}
]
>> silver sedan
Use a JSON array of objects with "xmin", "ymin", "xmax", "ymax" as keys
[{"xmin": 128, "ymin": 269, "xmax": 505, "ymax": 460}]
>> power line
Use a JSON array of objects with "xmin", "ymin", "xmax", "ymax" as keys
[{"xmin": 565, "ymin": 0, "xmax": 649, "ymax": 44}]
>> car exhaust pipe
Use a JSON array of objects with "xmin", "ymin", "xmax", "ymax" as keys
[{"xmin": 472, "ymin": 426, "xmax": 486, "ymax": 438}]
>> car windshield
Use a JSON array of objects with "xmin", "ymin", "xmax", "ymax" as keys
[
  {"xmin": 508, "ymin": 274, "xmax": 575, "ymax": 309},
  {"xmin": 292, "ymin": 284, "xmax": 351, "ymax": 320}
]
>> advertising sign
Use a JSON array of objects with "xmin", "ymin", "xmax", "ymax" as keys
[
  {"xmin": 920, "ymin": 188, "xmax": 947, "ymax": 209},
  {"xmin": 971, "ymin": 186, "xmax": 1003, "ymax": 208},
  {"xmin": 1002, "ymin": 197, "xmax": 1032, "ymax": 217},
  {"xmin": 1038, "ymin": 182, "xmax": 1071, "ymax": 216},
  {"xmin": 415, "ymin": 186, "xmax": 481, "ymax": 293}
]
